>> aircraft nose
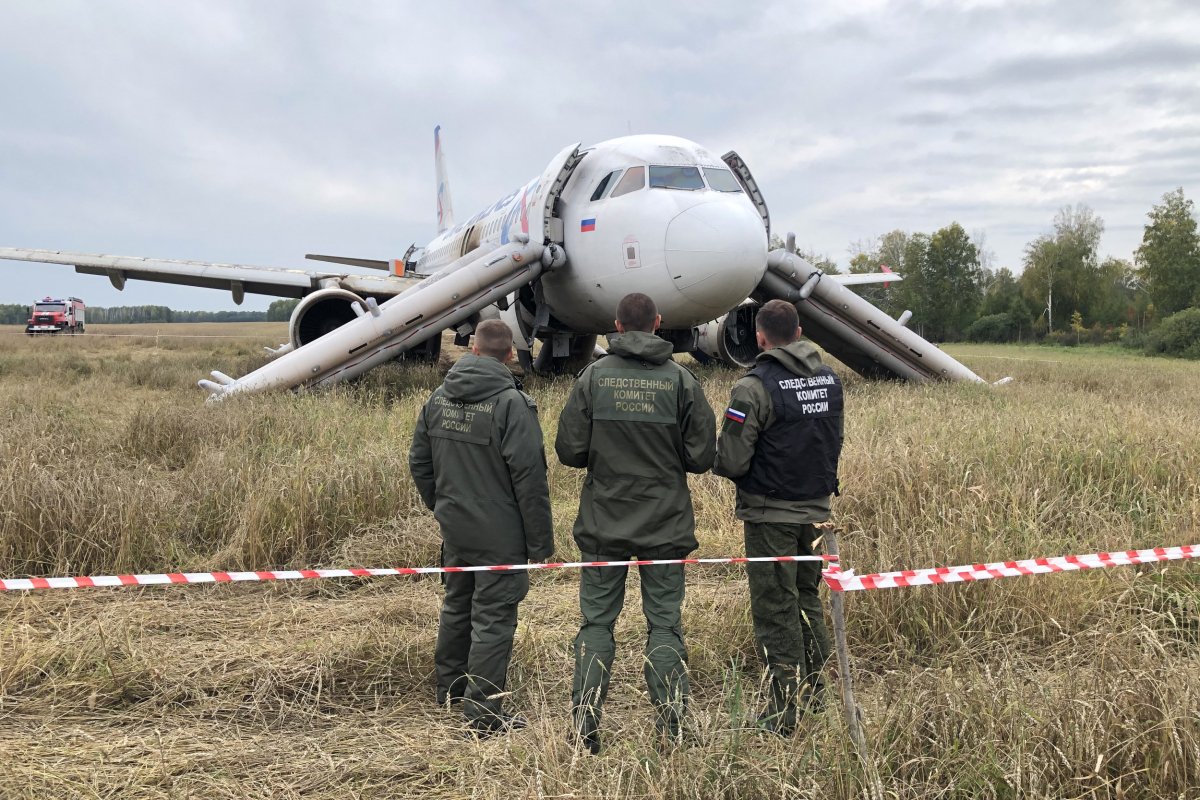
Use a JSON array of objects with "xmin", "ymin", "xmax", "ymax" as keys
[{"xmin": 665, "ymin": 200, "xmax": 767, "ymax": 314}]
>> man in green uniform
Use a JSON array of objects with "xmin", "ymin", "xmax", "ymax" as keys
[
  {"xmin": 409, "ymin": 319, "xmax": 554, "ymax": 737},
  {"xmin": 556, "ymin": 292, "xmax": 716, "ymax": 754},
  {"xmin": 714, "ymin": 299, "xmax": 843, "ymax": 737}
]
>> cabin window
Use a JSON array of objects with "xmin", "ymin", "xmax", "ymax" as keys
[
  {"xmin": 703, "ymin": 167, "xmax": 742, "ymax": 192},
  {"xmin": 609, "ymin": 166, "xmax": 645, "ymax": 198},
  {"xmin": 649, "ymin": 165, "xmax": 705, "ymax": 191},
  {"xmin": 590, "ymin": 170, "xmax": 621, "ymax": 201}
]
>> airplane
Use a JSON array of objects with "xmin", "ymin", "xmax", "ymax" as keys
[{"xmin": 0, "ymin": 128, "xmax": 982, "ymax": 398}]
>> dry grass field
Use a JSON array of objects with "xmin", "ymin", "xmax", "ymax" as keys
[{"xmin": 1, "ymin": 323, "xmax": 1197, "ymax": 799}]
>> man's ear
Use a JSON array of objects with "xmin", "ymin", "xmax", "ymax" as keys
[
  {"xmin": 756, "ymin": 330, "xmax": 769, "ymax": 350},
  {"xmin": 614, "ymin": 319, "xmax": 625, "ymax": 334},
  {"xmin": 795, "ymin": 326, "xmax": 803, "ymax": 340},
  {"xmin": 653, "ymin": 313, "xmax": 662, "ymax": 332},
  {"xmin": 470, "ymin": 341, "xmax": 481, "ymax": 356},
  {"xmin": 501, "ymin": 346, "xmax": 513, "ymax": 364}
]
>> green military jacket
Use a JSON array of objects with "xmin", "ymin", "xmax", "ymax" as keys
[
  {"xmin": 714, "ymin": 340, "xmax": 844, "ymax": 524},
  {"xmin": 409, "ymin": 354, "xmax": 554, "ymax": 565},
  {"xmin": 555, "ymin": 330, "xmax": 716, "ymax": 557}
]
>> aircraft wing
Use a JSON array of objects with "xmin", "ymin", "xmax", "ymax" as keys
[
  {"xmin": 0, "ymin": 247, "xmax": 421, "ymax": 303},
  {"xmin": 830, "ymin": 272, "xmax": 902, "ymax": 286}
]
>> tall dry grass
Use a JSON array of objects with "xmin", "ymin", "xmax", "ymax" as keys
[{"xmin": 0, "ymin": 325, "xmax": 1197, "ymax": 798}]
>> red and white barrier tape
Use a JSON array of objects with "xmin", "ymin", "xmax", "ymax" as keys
[
  {"xmin": 820, "ymin": 545, "xmax": 1199, "ymax": 592},
  {"xmin": 0, "ymin": 554, "xmax": 835, "ymax": 592},
  {"xmin": 7, "ymin": 544, "xmax": 1195, "ymax": 594}
]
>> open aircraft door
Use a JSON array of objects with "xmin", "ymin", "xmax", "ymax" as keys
[{"xmin": 722, "ymin": 150, "xmax": 770, "ymax": 239}]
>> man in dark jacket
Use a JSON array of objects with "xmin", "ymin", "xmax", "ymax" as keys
[
  {"xmin": 556, "ymin": 293, "xmax": 716, "ymax": 754},
  {"xmin": 714, "ymin": 299, "xmax": 843, "ymax": 736},
  {"xmin": 409, "ymin": 319, "xmax": 554, "ymax": 737}
]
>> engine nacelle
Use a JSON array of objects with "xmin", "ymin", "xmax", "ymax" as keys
[
  {"xmin": 693, "ymin": 302, "xmax": 761, "ymax": 368},
  {"xmin": 287, "ymin": 287, "xmax": 365, "ymax": 349}
]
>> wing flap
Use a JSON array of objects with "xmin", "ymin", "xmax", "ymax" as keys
[{"xmin": 305, "ymin": 254, "xmax": 391, "ymax": 271}]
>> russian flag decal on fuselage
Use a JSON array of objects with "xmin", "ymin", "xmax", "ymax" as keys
[{"xmin": 580, "ymin": 218, "xmax": 596, "ymax": 232}]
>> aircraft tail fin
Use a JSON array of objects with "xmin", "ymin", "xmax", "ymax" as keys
[{"xmin": 435, "ymin": 125, "xmax": 455, "ymax": 234}]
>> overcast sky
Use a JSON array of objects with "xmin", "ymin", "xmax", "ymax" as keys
[{"xmin": 2, "ymin": 0, "xmax": 1198, "ymax": 311}]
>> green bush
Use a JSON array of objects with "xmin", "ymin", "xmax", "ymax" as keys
[
  {"xmin": 1144, "ymin": 307, "xmax": 1200, "ymax": 359},
  {"xmin": 965, "ymin": 313, "xmax": 1017, "ymax": 343}
]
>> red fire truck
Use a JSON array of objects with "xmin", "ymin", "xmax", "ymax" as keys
[{"xmin": 26, "ymin": 296, "xmax": 86, "ymax": 334}]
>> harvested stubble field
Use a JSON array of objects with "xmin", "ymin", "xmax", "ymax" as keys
[{"xmin": 1, "ymin": 322, "xmax": 1198, "ymax": 799}]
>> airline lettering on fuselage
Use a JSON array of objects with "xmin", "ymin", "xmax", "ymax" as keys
[
  {"xmin": 500, "ymin": 178, "xmax": 539, "ymax": 244},
  {"xmin": 436, "ymin": 177, "xmax": 538, "ymax": 245}
]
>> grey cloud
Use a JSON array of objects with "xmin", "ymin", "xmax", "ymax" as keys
[
  {"xmin": 911, "ymin": 39, "xmax": 1200, "ymax": 94},
  {"xmin": 894, "ymin": 110, "xmax": 956, "ymax": 127}
]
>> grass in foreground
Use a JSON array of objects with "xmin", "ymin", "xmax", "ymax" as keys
[{"xmin": 0, "ymin": 325, "xmax": 1197, "ymax": 798}]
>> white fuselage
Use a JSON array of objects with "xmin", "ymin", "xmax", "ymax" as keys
[{"xmin": 416, "ymin": 135, "xmax": 768, "ymax": 331}]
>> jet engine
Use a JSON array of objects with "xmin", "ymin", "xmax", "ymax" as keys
[
  {"xmin": 693, "ymin": 302, "xmax": 761, "ymax": 368},
  {"xmin": 283, "ymin": 286, "xmax": 441, "ymax": 363},
  {"xmin": 288, "ymin": 287, "xmax": 364, "ymax": 348}
]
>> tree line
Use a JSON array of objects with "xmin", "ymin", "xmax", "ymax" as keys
[
  {"xmin": 827, "ymin": 187, "xmax": 1200, "ymax": 359},
  {"xmin": 0, "ymin": 298, "xmax": 301, "ymax": 325}
]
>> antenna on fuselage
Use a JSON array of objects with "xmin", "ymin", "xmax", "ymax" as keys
[{"xmin": 434, "ymin": 125, "xmax": 455, "ymax": 235}]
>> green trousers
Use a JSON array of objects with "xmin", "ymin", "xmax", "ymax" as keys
[
  {"xmin": 435, "ymin": 547, "xmax": 529, "ymax": 725},
  {"xmin": 744, "ymin": 521, "xmax": 831, "ymax": 723},
  {"xmin": 571, "ymin": 549, "xmax": 689, "ymax": 738}
]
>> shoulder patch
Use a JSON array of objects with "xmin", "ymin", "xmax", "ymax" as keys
[{"xmin": 721, "ymin": 399, "xmax": 753, "ymax": 437}]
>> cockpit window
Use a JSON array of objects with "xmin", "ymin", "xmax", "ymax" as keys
[
  {"xmin": 649, "ymin": 165, "xmax": 705, "ymax": 191},
  {"xmin": 590, "ymin": 170, "xmax": 621, "ymax": 201},
  {"xmin": 703, "ymin": 167, "xmax": 743, "ymax": 192},
  {"xmin": 609, "ymin": 166, "xmax": 645, "ymax": 198}
]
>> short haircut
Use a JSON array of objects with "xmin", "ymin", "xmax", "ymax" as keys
[
  {"xmin": 473, "ymin": 318, "xmax": 513, "ymax": 359},
  {"xmin": 756, "ymin": 299, "xmax": 800, "ymax": 346},
  {"xmin": 616, "ymin": 293, "xmax": 658, "ymax": 332}
]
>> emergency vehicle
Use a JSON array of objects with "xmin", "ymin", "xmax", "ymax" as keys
[{"xmin": 26, "ymin": 296, "xmax": 86, "ymax": 334}]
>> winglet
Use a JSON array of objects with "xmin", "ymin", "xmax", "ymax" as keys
[{"xmin": 435, "ymin": 125, "xmax": 455, "ymax": 234}]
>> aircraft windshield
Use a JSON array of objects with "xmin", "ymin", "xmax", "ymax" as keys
[
  {"xmin": 703, "ymin": 167, "xmax": 743, "ymax": 192},
  {"xmin": 649, "ymin": 166, "xmax": 705, "ymax": 191},
  {"xmin": 35, "ymin": 303, "xmax": 65, "ymax": 312},
  {"xmin": 609, "ymin": 166, "xmax": 645, "ymax": 198}
]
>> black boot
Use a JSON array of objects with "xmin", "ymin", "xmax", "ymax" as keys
[
  {"xmin": 467, "ymin": 711, "xmax": 527, "ymax": 739},
  {"xmin": 569, "ymin": 708, "xmax": 602, "ymax": 755},
  {"xmin": 758, "ymin": 665, "xmax": 798, "ymax": 737}
]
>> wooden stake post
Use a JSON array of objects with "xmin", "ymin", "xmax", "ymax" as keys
[{"xmin": 823, "ymin": 528, "xmax": 867, "ymax": 755}]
